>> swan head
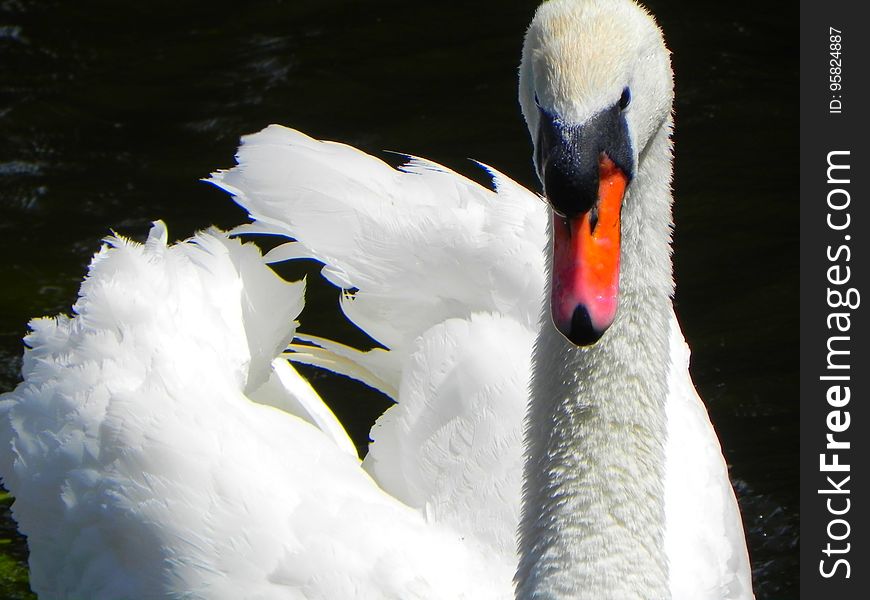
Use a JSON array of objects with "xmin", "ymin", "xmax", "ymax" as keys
[{"xmin": 519, "ymin": 0, "xmax": 673, "ymax": 346}]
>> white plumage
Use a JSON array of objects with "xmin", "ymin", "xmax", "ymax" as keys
[
  {"xmin": 0, "ymin": 0, "xmax": 754, "ymax": 598},
  {"xmin": 0, "ymin": 223, "xmax": 517, "ymax": 599},
  {"xmin": 212, "ymin": 125, "xmax": 545, "ymax": 562}
]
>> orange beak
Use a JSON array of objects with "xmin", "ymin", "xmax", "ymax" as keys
[{"xmin": 550, "ymin": 154, "xmax": 627, "ymax": 345}]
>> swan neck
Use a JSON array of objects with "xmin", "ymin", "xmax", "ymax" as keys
[{"xmin": 517, "ymin": 122, "xmax": 674, "ymax": 599}]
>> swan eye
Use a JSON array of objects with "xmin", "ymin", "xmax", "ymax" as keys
[{"xmin": 618, "ymin": 87, "xmax": 631, "ymax": 110}]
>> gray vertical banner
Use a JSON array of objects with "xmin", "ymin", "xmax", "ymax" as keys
[{"xmin": 801, "ymin": 0, "xmax": 868, "ymax": 597}]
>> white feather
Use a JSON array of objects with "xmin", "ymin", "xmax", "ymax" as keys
[{"xmin": 0, "ymin": 224, "xmax": 513, "ymax": 599}]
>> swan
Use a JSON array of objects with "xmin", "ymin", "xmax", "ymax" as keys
[{"xmin": 0, "ymin": 0, "xmax": 754, "ymax": 598}]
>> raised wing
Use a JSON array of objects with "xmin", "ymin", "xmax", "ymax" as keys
[
  {"xmin": 211, "ymin": 125, "xmax": 548, "ymax": 564},
  {"xmin": 0, "ymin": 225, "xmax": 512, "ymax": 598}
]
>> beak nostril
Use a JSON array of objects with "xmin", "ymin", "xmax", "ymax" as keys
[{"xmin": 618, "ymin": 87, "xmax": 631, "ymax": 110}]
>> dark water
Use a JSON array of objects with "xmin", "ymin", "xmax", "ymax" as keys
[{"xmin": 0, "ymin": 0, "xmax": 797, "ymax": 597}]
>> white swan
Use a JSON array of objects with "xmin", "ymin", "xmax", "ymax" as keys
[{"xmin": 0, "ymin": 0, "xmax": 753, "ymax": 598}]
